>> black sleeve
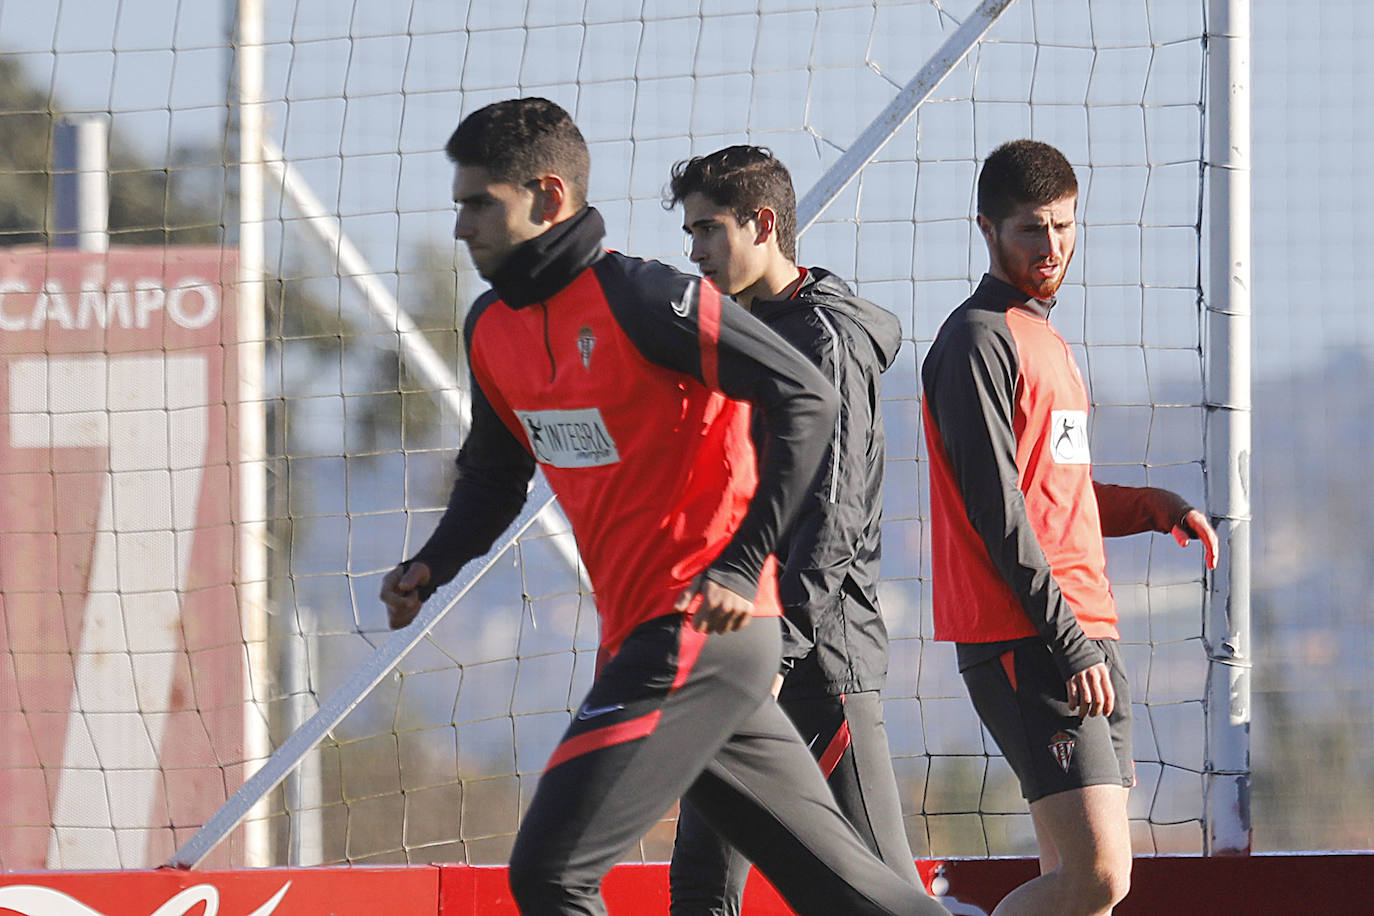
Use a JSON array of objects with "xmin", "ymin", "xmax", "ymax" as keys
[
  {"xmin": 922, "ymin": 314, "xmax": 1100, "ymax": 681},
  {"xmin": 406, "ymin": 298, "xmax": 536, "ymax": 598},
  {"xmin": 595, "ymin": 256, "xmax": 838, "ymax": 598},
  {"xmin": 764, "ymin": 307, "xmax": 870, "ymax": 669},
  {"xmin": 1093, "ymin": 481, "xmax": 1192, "ymax": 537}
]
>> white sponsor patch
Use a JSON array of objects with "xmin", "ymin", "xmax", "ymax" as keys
[
  {"xmin": 1050, "ymin": 409, "xmax": 1091, "ymax": 464},
  {"xmin": 515, "ymin": 407, "xmax": 621, "ymax": 468}
]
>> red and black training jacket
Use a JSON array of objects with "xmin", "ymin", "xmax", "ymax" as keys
[
  {"xmin": 921, "ymin": 275, "xmax": 1190, "ymax": 679},
  {"xmin": 410, "ymin": 207, "xmax": 838, "ymax": 656}
]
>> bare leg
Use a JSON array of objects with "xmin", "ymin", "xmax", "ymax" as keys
[
  {"xmin": 1033, "ymin": 812, "xmax": 1059, "ymax": 876},
  {"xmin": 992, "ymin": 785, "xmax": 1131, "ymax": 916}
]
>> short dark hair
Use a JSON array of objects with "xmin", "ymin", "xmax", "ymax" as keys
[
  {"xmin": 977, "ymin": 139, "xmax": 1078, "ymax": 223},
  {"xmin": 445, "ymin": 97, "xmax": 590, "ymax": 208},
  {"xmin": 665, "ymin": 145, "xmax": 797, "ymax": 262}
]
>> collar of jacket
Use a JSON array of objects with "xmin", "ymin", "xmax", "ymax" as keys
[
  {"xmin": 487, "ymin": 206, "xmax": 606, "ymax": 308},
  {"xmin": 750, "ymin": 266, "xmax": 842, "ymax": 322},
  {"xmin": 751, "ymin": 266, "xmax": 904, "ymax": 371},
  {"xmin": 976, "ymin": 272, "xmax": 1056, "ymax": 319}
]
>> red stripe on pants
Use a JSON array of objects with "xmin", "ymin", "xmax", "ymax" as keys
[
  {"xmin": 546, "ymin": 711, "xmax": 663, "ymax": 772},
  {"xmin": 817, "ymin": 719, "xmax": 852, "ymax": 778},
  {"xmin": 546, "ymin": 615, "xmax": 706, "ymax": 771}
]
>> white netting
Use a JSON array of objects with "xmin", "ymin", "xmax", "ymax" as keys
[{"xmin": 0, "ymin": 0, "xmax": 1215, "ymax": 870}]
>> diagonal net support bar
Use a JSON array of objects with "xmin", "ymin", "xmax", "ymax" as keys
[
  {"xmin": 168, "ymin": 478, "xmax": 555, "ymax": 869},
  {"xmin": 796, "ymin": 0, "xmax": 1016, "ymax": 232}
]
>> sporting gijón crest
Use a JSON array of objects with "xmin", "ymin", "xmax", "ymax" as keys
[
  {"xmin": 577, "ymin": 324, "xmax": 596, "ymax": 369},
  {"xmin": 1049, "ymin": 731, "xmax": 1076, "ymax": 772}
]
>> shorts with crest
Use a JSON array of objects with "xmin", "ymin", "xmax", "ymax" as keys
[{"xmin": 961, "ymin": 637, "xmax": 1134, "ymax": 803}]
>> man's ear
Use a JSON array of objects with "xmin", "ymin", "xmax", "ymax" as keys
[
  {"xmin": 530, "ymin": 174, "xmax": 570, "ymax": 223},
  {"xmin": 754, "ymin": 207, "xmax": 777, "ymax": 246},
  {"xmin": 975, "ymin": 213, "xmax": 995, "ymax": 244}
]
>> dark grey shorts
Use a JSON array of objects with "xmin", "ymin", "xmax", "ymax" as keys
[{"xmin": 962, "ymin": 638, "xmax": 1134, "ymax": 803}]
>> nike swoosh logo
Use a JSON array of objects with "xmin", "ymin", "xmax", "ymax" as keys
[
  {"xmin": 576, "ymin": 703, "xmax": 625, "ymax": 721},
  {"xmin": 670, "ymin": 282, "xmax": 696, "ymax": 318}
]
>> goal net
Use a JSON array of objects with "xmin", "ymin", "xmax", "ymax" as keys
[{"xmin": 0, "ymin": 0, "xmax": 1233, "ymax": 871}]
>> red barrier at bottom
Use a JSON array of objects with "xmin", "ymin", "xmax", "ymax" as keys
[
  {"xmin": 4, "ymin": 855, "xmax": 1371, "ymax": 915},
  {"xmin": 938, "ymin": 853, "xmax": 1374, "ymax": 915},
  {"xmin": 447, "ymin": 855, "xmax": 1374, "ymax": 915},
  {"xmin": 437, "ymin": 863, "xmax": 783, "ymax": 914},
  {"xmin": 0, "ymin": 867, "xmax": 438, "ymax": 915},
  {"xmin": 437, "ymin": 860, "xmax": 944, "ymax": 913}
]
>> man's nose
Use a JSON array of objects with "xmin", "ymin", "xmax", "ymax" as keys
[{"xmin": 1037, "ymin": 227, "xmax": 1058, "ymax": 260}]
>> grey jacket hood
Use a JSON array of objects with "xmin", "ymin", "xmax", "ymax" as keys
[{"xmin": 751, "ymin": 267, "xmax": 903, "ymax": 371}]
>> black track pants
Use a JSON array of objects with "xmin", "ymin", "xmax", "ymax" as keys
[
  {"xmin": 670, "ymin": 691, "xmax": 926, "ymax": 915},
  {"xmin": 507, "ymin": 613, "xmax": 945, "ymax": 916}
]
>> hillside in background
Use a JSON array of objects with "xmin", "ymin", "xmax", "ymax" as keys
[{"xmin": 1251, "ymin": 347, "xmax": 1374, "ymax": 850}]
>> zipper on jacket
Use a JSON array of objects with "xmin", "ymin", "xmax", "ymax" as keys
[
  {"xmin": 541, "ymin": 303, "xmax": 556, "ymax": 382},
  {"xmin": 812, "ymin": 307, "xmax": 843, "ymax": 503}
]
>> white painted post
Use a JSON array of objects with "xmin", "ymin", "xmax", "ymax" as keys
[
  {"xmin": 236, "ymin": 0, "xmax": 274, "ymax": 868},
  {"xmin": 1204, "ymin": 0, "xmax": 1254, "ymax": 857},
  {"xmin": 52, "ymin": 117, "xmax": 109, "ymax": 253}
]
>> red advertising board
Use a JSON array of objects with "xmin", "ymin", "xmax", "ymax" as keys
[
  {"xmin": 2, "ymin": 857, "xmax": 1372, "ymax": 914},
  {"xmin": 0, "ymin": 868, "xmax": 438, "ymax": 916},
  {"xmin": 0, "ymin": 247, "xmax": 244, "ymax": 871},
  {"xmin": 436, "ymin": 862, "xmax": 940, "ymax": 914}
]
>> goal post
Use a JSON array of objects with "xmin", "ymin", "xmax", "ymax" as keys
[{"xmin": 1203, "ymin": 0, "xmax": 1254, "ymax": 857}]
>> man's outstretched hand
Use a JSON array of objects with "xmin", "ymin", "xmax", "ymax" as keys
[
  {"xmin": 1173, "ymin": 508, "xmax": 1219, "ymax": 571},
  {"xmin": 381, "ymin": 561, "xmax": 431, "ymax": 629}
]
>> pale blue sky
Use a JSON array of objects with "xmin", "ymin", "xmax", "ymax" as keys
[{"xmin": 2, "ymin": 0, "xmax": 1369, "ymax": 379}]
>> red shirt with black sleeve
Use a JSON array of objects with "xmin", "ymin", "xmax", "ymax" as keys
[
  {"xmin": 410, "ymin": 208, "xmax": 838, "ymax": 655},
  {"xmin": 921, "ymin": 275, "xmax": 1189, "ymax": 679}
]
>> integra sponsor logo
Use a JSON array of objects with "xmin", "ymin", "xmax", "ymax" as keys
[{"xmin": 515, "ymin": 407, "xmax": 621, "ymax": 468}]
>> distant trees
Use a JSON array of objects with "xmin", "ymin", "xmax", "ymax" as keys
[
  {"xmin": 0, "ymin": 55, "xmax": 222, "ymax": 246},
  {"xmin": 2, "ymin": 50, "xmax": 476, "ymax": 864}
]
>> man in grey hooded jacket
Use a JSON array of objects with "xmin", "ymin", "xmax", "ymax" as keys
[{"xmin": 665, "ymin": 145, "xmax": 923, "ymax": 915}]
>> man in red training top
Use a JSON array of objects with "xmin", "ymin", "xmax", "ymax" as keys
[
  {"xmin": 921, "ymin": 139, "xmax": 1219, "ymax": 916},
  {"xmin": 381, "ymin": 98, "xmax": 946, "ymax": 916}
]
